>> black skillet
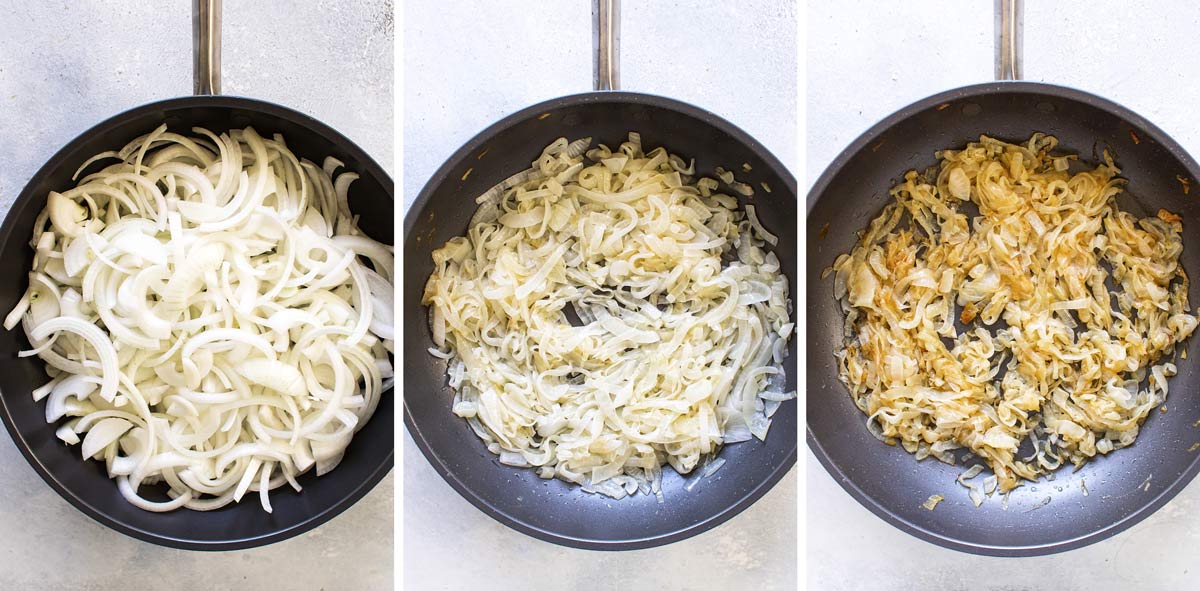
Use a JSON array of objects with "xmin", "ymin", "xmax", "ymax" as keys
[
  {"xmin": 403, "ymin": 0, "xmax": 797, "ymax": 550},
  {"xmin": 0, "ymin": 0, "xmax": 394, "ymax": 550},
  {"xmin": 807, "ymin": 0, "xmax": 1200, "ymax": 556}
]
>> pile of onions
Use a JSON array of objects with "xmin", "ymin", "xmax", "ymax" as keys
[
  {"xmin": 5, "ymin": 125, "xmax": 394, "ymax": 512},
  {"xmin": 424, "ymin": 133, "xmax": 794, "ymax": 499},
  {"xmin": 831, "ymin": 134, "xmax": 1198, "ymax": 499}
]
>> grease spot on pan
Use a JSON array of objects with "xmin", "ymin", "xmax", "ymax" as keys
[
  {"xmin": 961, "ymin": 103, "xmax": 982, "ymax": 116},
  {"xmin": 1036, "ymin": 101, "xmax": 1056, "ymax": 114}
]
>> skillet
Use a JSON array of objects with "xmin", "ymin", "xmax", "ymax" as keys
[{"xmin": 403, "ymin": 0, "xmax": 798, "ymax": 550}]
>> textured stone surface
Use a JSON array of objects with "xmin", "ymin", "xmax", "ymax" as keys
[
  {"xmin": 0, "ymin": 1, "xmax": 393, "ymax": 589},
  {"xmin": 809, "ymin": 2, "xmax": 1200, "ymax": 589},
  {"xmin": 404, "ymin": 1, "xmax": 796, "ymax": 590}
]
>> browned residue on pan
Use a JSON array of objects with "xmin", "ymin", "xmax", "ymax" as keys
[
  {"xmin": 1129, "ymin": 129, "xmax": 1140, "ymax": 144},
  {"xmin": 818, "ymin": 222, "xmax": 830, "ymax": 240},
  {"xmin": 1177, "ymin": 175, "xmax": 1191, "ymax": 194},
  {"xmin": 461, "ymin": 167, "xmax": 473, "ymax": 181},
  {"xmin": 871, "ymin": 140, "xmax": 886, "ymax": 153},
  {"xmin": 538, "ymin": 113, "xmax": 551, "ymax": 120},
  {"xmin": 477, "ymin": 146, "xmax": 491, "ymax": 160},
  {"xmin": 935, "ymin": 103, "xmax": 951, "ymax": 111},
  {"xmin": 1160, "ymin": 405, "xmax": 1169, "ymax": 414}
]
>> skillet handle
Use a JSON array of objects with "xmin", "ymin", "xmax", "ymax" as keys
[
  {"xmin": 593, "ymin": 0, "xmax": 620, "ymax": 91},
  {"xmin": 995, "ymin": 0, "xmax": 1022, "ymax": 80},
  {"xmin": 193, "ymin": 0, "xmax": 222, "ymax": 95}
]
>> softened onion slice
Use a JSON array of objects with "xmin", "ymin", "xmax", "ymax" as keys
[
  {"xmin": 7, "ymin": 126, "xmax": 394, "ymax": 512},
  {"xmin": 831, "ymin": 134, "xmax": 1198, "ymax": 498}
]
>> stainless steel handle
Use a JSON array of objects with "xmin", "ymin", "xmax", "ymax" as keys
[
  {"xmin": 193, "ymin": 0, "xmax": 222, "ymax": 95},
  {"xmin": 995, "ymin": 0, "xmax": 1022, "ymax": 80},
  {"xmin": 593, "ymin": 0, "xmax": 620, "ymax": 91}
]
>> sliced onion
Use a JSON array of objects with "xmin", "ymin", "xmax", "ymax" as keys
[
  {"xmin": 424, "ymin": 134, "xmax": 792, "ymax": 499},
  {"xmin": 832, "ymin": 134, "xmax": 1198, "ymax": 497}
]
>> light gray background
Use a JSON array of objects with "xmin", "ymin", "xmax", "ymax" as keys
[
  {"xmin": 404, "ymin": 2, "xmax": 796, "ymax": 590},
  {"xmin": 0, "ymin": 1, "xmax": 393, "ymax": 590},
  {"xmin": 809, "ymin": 2, "xmax": 1200, "ymax": 590}
]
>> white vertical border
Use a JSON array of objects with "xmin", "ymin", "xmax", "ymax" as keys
[
  {"xmin": 393, "ymin": 0, "xmax": 405, "ymax": 588},
  {"xmin": 796, "ymin": 1, "xmax": 808, "ymax": 587}
]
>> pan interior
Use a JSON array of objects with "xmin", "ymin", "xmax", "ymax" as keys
[
  {"xmin": 404, "ymin": 94, "xmax": 797, "ymax": 549},
  {"xmin": 807, "ymin": 83, "xmax": 1200, "ymax": 555},
  {"xmin": 0, "ymin": 96, "xmax": 394, "ymax": 550}
]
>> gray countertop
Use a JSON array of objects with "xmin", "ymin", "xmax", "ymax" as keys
[
  {"xmin": 808, "ymin": 2, "xmax": 1200, "ymax": 589},
  {"xmin": 0, "ymin": 1, "xmax": 393, "ymax": 589},
  {"xmin": 403, "ymin": 2, "xmax": 796, "ymax": 590}
]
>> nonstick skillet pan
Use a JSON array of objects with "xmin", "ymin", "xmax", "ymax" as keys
[
  {"xmin": 807, "ymin": 0, "xmax": 1200, "ymax": 556},
  {"xmin": 0, "ymin": 0, "xmax": 394, "ymax": 550},
  {"xmin": 403, "ymin": 0, "xmax": 798, "ymax": 550}
]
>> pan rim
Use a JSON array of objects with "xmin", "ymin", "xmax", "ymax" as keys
[
  {"xmin": 0, "ymin": 95, "xmax": 395, "ymax": 551},
  {"xmin": 805, "ymin": 81, "xmax": 1200, "ymax": 557},
  {"xmin": 404, "ymin": 90, "xmax": 798, "ymax": 550}
]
